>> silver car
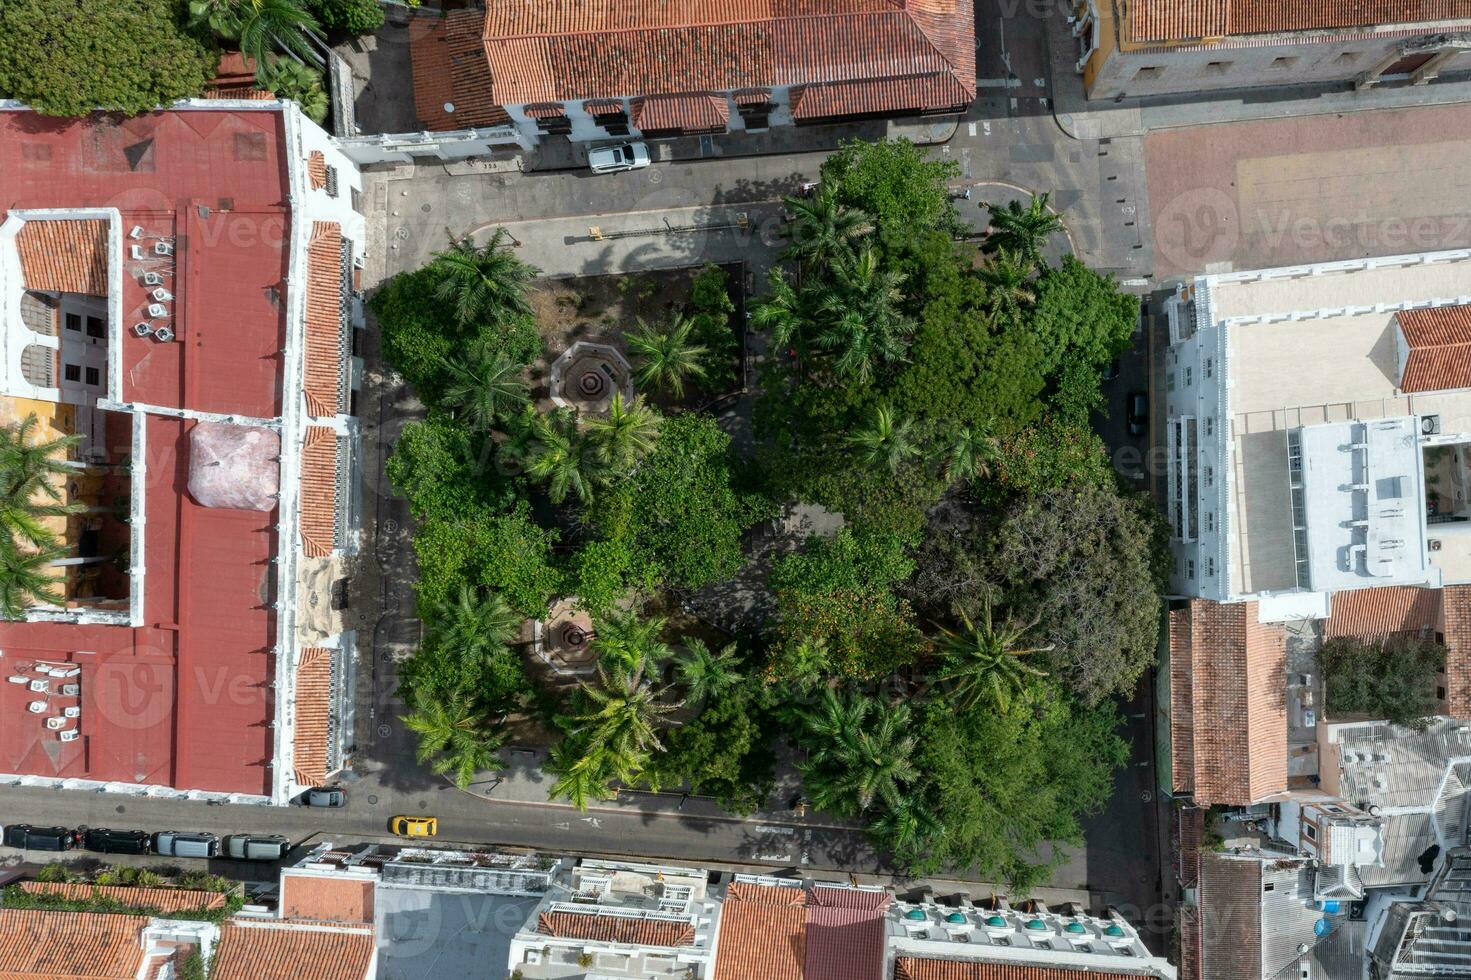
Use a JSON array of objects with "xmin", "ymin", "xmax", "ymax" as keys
[{"xmin": 588, "ymin": 142, "xmax": 651, "ymax": 174}]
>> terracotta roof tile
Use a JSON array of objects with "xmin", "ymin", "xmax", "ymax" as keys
[
  {"xmin": 279, "ymin": 873, "xmax": 374, "ymax": 924},
  {"xmin": 809, "ymin": 885, "xmax": 891, "ymax": 911},
  {"xmin": 1129, "ymin": 0, "xmax": 1471, "ymax": 42},
  {"xmin": 408, "ymin": 10, "xmax": 512, "ymax": 131},
  {"xmin": 292, "ymin": 647, "xmax": 334, "ymax": 787},
  {"xmin": 477, "ymin": 1, "xmax": 975, "ymax": 109},
  {"xmin": 791, "ymin": 72, "xmax": 971, "ymax": 119},
  {"xmin": 1197, "ymin": 854, "xmax": 1261, "ymax": 980},
  {"xmin": 1325, "ymin": 585, "xmax": 1443, "ymax": 640},
  {"xmin": 630, "ymin": 93, "xmax": 729, "ymax": 132},
  {"xmin": 1176, "ymin": 805, "xmax": 1204, "ymax": 889},
  {"xmin": 307, "ymin": 151, "xmax": 328, "ymax": 191},
  {"xmin": 714, "ymin": 883, "xmax": 806, "ymax": 980},
  {"xmin": 0, "ymin": 907, "xmax": 147, "ymax": 978},
  {"xmin": 303, "ymin": 222, "xmax": 344, "ymax": 418},
  {"xmin": 16, "ymin": 218, "xmax": 109, "ymax": 296},
  {"xmin": 1442, "ymin": 584, "xmax": 1471, "ymax": 719},
  {"xmin": 18, "ymin": 881, "xmax": 226, "ymax": 914},
  {"xmin": 211, "ymin": 920, "xmax": 374, "ymax": 980},
  {"xmin": 205, "ymin": 85, "xmax": 276, "ymax": 100},
  {"xmin": 1398, "ymin": 305, "xmax": 1471, "ymax": 392},
  {"xmin": 894, "ymin": 960, "xmax": 1155, "ymax": 979},
  {"xmin": 1171, "ymin": 601, "xmax": 1287, "ymax": 805},
  {"xmin": 805, "ymin": 906, "xmax": 885, "ymax": 980},
  {"xmin": 1178, "ymin": 904, "xmax": 1201, "ymax": 980},
  {"xmin": 538, "ymin": 911, "xmax": 695, "ymax": 947},
  {"xmin": 299, "ymin": 426, "xmax": 339, "ymax": 558}
]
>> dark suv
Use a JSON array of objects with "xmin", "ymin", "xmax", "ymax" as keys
[
  {"xmin": 4, "ymin": 825, "xmax": 79, "ymax": 851},
  {"xmin": 81, "ymin": 827, "xmax": 152, "ymax": 855}
]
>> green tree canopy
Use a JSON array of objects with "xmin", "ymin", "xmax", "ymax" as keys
[
  {"xmin": 641, "ymin": 675, "xmax": 775, "ymax": 814},
  {"xmin": 411, "ymin": 503, "xmax": 561, "ymax": 619},
  {"xmin": 820, "ymin": 138, "xmax": 959, "ymax": 257},
  {"xmin": 0, "ymin": 0, "xmax": 217, "ymax": 117},
  {"xmin": 386, "ymin": 414, "xmax": 513, "ymax": 523},
  {"xmin": 1318, "ymin": 635, "xmax": 1445, "ymax": 729}
]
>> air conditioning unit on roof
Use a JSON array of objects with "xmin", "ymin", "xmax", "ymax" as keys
[{"xmin": 1423, "ymin": 415, "xmax": 1442, "ymax": 435}]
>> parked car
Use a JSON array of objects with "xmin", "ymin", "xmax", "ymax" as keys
[
  {"xmin": 390, "ymin": 815, "xmax": 437, "ymax": 838},
  {"xmin": 81, "ymin": 827, "xmax": 151, "ymax": 855},
  {"xmin": 152, "ymin": 831, "xmax": 220, "ymax": 859},
  {"xmin": 302, "ymin": 787, "xmax": 345, "ymax": 808},
  {"xmin": 3, "ymin": 825, "xmax": 79, "ymax": 851},
  {"xmin": 588, "ymin": 142, "xmax": 650, "ymax": 174},
  {"xmin": 1126, "ymin": 391, "xmax": 1149, "ymax": 436},
  {"xmin": 224, "ymin": 834, "xmax": 289, "ymax": 861}
]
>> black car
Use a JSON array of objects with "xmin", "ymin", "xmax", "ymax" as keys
[
  {"xmin": 4, "ymin": 825, "xmax": 79, "ymax": 851},
  {"xmin": 1126, "ymin": 391, "xmax": 1149, "ymax": 436},
  {"xmin": 81, "ymin": 827, "xmax": 152, "ymax": 855}
]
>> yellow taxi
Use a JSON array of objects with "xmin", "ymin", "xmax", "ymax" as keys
[{"xmin": 389, "ymin": 815, "xmax": 438, "ymax": 838}]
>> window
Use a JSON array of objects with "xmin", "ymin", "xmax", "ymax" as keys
[
  {"xmin": 1264, "ymin": 882, "xmax": 1275, "ymax": 892},
  {"xmin": 1201, "ymin": 61, "xmax": 1232, "ymax": 76},
  {"xmin": 85, "ymin": 315, "xmax": 105, "ymax": 338},
  {"xmin": 1205, "ymin": 557, "xmax": 1216, "ymax": 577},
  {"xmin": 1187, "ymin": 559, "xmax": 1196, "ymax": 579},
  {"xmin": 1166, "ymin": 372, "xmax": 1176, "ymax": 392},
  {"xmin": 1205, "ymin": 466, "xmax": 1214, "ymax": 487},
  {"xmin": 63, "ymin": 363, "xmax": 81, "ymax": 382},
  {"xmin": 1204, "ymin": 357, "xmax": 1213, "ymax": 378},
  {"xmin": 1204, "ymin": 417, "xmax": 1214, "ymax": 436},
  {"xmin": 1304, "ymin": 823, "xmax": 1317, "ymax": 841},
  {"xmin": 1269, "ymin": 56, "xmax": 1298, "ymax": 71},
  {"xmin": 324, "ymin": 164, "xmax": 339, "ymax": 198},
  {"xmin": 1185, "ymin": 366, "xmax": 1193, "ymax": 386},
  {"xmin": 1134, "ymin": 66, "xmax": 1164, "ymax": 80},
  {"xmin": 65, "ymin": 313, "xmax": 81, "ymax": 332},
  {"xmin": 1204, "ymin": 512, "xmax": 1215, "ymax": 532},
  {"xmin": 84, "ymin": 366, "xmax": 99, "ymax": 387}
]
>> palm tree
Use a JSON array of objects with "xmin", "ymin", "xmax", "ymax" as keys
[
  {"xmin": 565, "ymin": 660, "xmax": 682, "ymax": 781},
  {"xmin": 257, "ymin": 57, "xmax": 328, "ymax": 125},
  {"xmin": 439, "ymin": 345, "xmax": 530, "ymax": 432},
  {"xmin": 929, "ymin": 598, "xmax": 1051, "ymax": 713},
  {"xmin": 431, "ymin": 229, "xmax": 539, "ymax": 328},
  {"xmin": 811, "ymin": 246, "xmax": 914, "ymax": 384},
  {"xmin": 677, "ymin": 638, "xmax": 742, "ymax": 705},
  {"xmin": 625, "ymin": 316, "xmax": 708, "ymax": 400},
  {"xmin": 982, "ymin": 193, "xmax": 1063, "ymax": 268},
  {"xmin": 583, "ymin": 392, "xmax": 660, "ymax": 471},
  {"xmin": 795, "ymin": 689, "xmax": 918, "ymax": 816},
  {"xmin": 523, "ymin": 411, "xmax": 601, "ymax": 505},
  {"xmin": 593, "ymin": 608, "xmax": 675, "ymax": 674},
  {"xmin": 934, "ymin": 424, "xmax": 993, "ymax": 483},
  {"xmin": 782, "ymin": 185, "xmax": 873, "ymax": 271},
  {"xmin": 545, "ymin": 736, "xmax": 612, "ymax": 810},
  {"xmin": 871, "ymin": 795, "xmax": 944, "ymax": 859},
  {"xmin": 978, "ymin": 249, "xmax": 1037, "ymax": 321},
  {"xmin": 0, "ymin": 537, "xmax": 66, "ymax": 620},
  {"xmin": 232, "ymin": 0, "xmax": 321, "ymax": 68},
  {"xmin": 401, "ymin": 692, "xmax": 507, "ymax": 789},
  {"xmin": 0, "ymin": 414, "xmax": 81, "ymax": 550},
  {"xmin": 847, "ymin": 404, "xmax": 920, "ymax": 474},
  {"xmin": 427, "ymin": 584, "xmax": 520, "ymax": 661}
]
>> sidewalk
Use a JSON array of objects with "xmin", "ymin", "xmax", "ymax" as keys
[{"xmin": 526, "ymin": 115, "xmax": 959, "ymax": 172}]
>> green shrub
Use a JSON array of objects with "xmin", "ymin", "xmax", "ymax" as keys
[
  {"xmin": 310, "ymin": 0, "xmax": 383, "ymax": 34},
  {"xmin": 1319, "ymin": 634, "xmax": 1445, "ymax": 729}
]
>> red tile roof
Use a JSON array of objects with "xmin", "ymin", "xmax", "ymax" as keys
[
  {"xmin": 279, "ymin": 873, "xmax": 375, "ymax": 924},
  {"xmin": 630, "ymin": 93, "xmax": 730, "ymax": 132},
  {"xmin": 805, "ymin": 906, "xmax": 885, "ymax": 980},
  {"xmin": 791, "ymin": 72, "xmax": 973, "ymax": 120},
  {"xmin": 894, "ymin": 960, "xmax": 1153, "ymax": 979},
  {"xmin": 1177, "ymin": 805, "xmax": 1204, "ymax": 889},
  {"xmin": 538, "ymin": 911, "xmax": 696, "ymax": 947},
  {"xmin": 476, "ymin": 0, "xmax": 975, "ymax": 113},
  {"xmin": 714, "ymin": 883, "xmax": 806, "ymax": 980},
  {"xmin": 408, "ymin": 10, "xmax": 513, "ymax": 131},
  {"xmin": 1178, "ymin": 905, "xmax": 1201, "ymax": 980},
  {"xmin": 1169, "ymin": 601, "xmax": 1287, "ymax": 805},
  {"xmin": 15, "ymin": 218, "xmax": 109, "ymax": 296},
  {"xmin": 0, "ymin": 109, "xmax": 298, "ymax": 797},
  {"xmin": 307, "ymin": 151, "xmax": 328, "ymax": 190},
  {"xmin": 0, "ymin": 908, "xmax": 148, "ymax": 978},
  {"xmin": 1197, "ymin": 854, "xmax": 1262, "ymax": 980},
  {"xmin": 300, "ymin": 427, "xmax": 339, "ymax": 558},
  {"xmin": 1129, "ymin": 0, "xmax": 1471, "ymax": 43},
  {"xmin": 810, "ymin": 885, "xmax": 891, "ymax": 911},
  {"xmin": 1442, "ymin": 584, "xmax": 1471, "ymax": 719},
  {"xmin": 1397, "ymin": 306, "xmax": 1471, "ymax": 392},
  {"xmin": 1325, "ymin": 585, "xmax": 1442, "ymax": 640},
  {"xmin": 303, "ymin": 221, "xmax": 344, "ymax": 418},
  {"xmin": 211, "ymin": 920, "xmax": 375, "ymax": 980},
  {"xmin": 18, "ymin": 881, "xmax": 225, "ymax": 913},
  {"xmin": 292, "ymin": 647, "xmax": 333, "ymax": 787}
]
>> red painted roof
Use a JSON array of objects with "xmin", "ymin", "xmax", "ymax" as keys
[
  {"xmin": 1129, "ymin": 0, "xmax": 1471, "ymax": 43},
  {"xmin": 712, "ymin": 883, "xmax": 889, "ymax": 980},
  {"xmin": 1397, "ymin": 306, "xmax": 1471, "ymax": 393},
  {"xmin": 1324, "ymin": 585, "xmax": 1442, "ymax": 640},
  {"xmin": 0, "ymin": 109, "xmax": 296, "ymax": 796},
  {"xmin": 470, "ymin": 0, "xmax": 975, "ymax": 111}
]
